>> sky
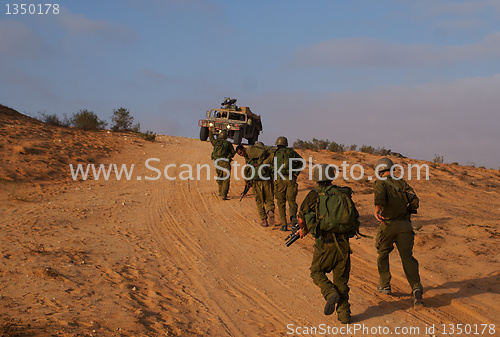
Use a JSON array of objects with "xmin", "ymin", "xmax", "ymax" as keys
[{"xmin": 1, "ymin": 0, "xmax": 500, "ymax": 168}]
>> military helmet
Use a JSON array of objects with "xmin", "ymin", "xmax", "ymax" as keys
[
  {"xmin": 275, "ymin": 136, "xmax": 288, "ymax": 147},
  {"xmin": 254, "ymin": 141, "xmax": 265, "ymax": 148},
  {"xmin": 375, "ymin": 157, "xmax": 394, "ymax": 173},
  {"xmin": 218, "ymin": 130, "xmax": 228, "ymax": 140},
  {"xmin": 313, "ymin": 164, "xmax": 336, "ymax": 182}
]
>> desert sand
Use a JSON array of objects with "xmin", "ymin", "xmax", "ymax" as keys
[{"xmin": 1, "ymin": 105, "xmax": 499, "ymax": 336}]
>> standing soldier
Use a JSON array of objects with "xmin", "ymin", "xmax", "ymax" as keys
[
  {"xmin": 209, "ymin": 128, "xmax": 236, "ymax": 200},
  {"xmin": 296, "ymin": 164, "xmax": 360, "ymax": 324},
  {"xmin": 373, "ymin": 157, "xmax": 423, "ymax": 309},
  {"xmin": 236, "ymin": 145, "xmax": 275, "ymax": 227},
  {"xmin": 265, "ymin": 136, "xmax": 303, "ymax": 231}
]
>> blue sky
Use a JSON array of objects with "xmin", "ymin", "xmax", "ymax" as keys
[{"xmin": 2, "ymin": 0, "xmax": 500, "ymax": 168}]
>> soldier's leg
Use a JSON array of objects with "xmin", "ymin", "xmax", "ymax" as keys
[
  {"xmin": 252, "ymin": 181, "xmax": 267, "ymax": 221},
  {"xmin": 219, "ymin": 162, "xmax": 231, "ymax": 198},
  {"xmin": 332, "ymin": 241, "xmax": 351, "ymax": 321},
  {"xmin": 215, "ymin": 168, "xmax": 224, "ymax": 195},
  {"xmin": 376, "ymin": 224, "xmax": 396, "ymax": 289},
  {"xmin": 275, "ymin": 179, "xmax": 288, "ymax": 227},
  {"xmin": 395, "ymin": 231, "xmax": 422, "ymax": 291},
  {"xmin": 262, "ymin": 180, "xmax": 275, "ymax": 226},
  {"xmin": 310, "ymin": 243, "xmax": 339, "ymax": 301},
  {"xmin": 263, "ymin": 180, "xmax": 275, "ymax": 214},
  {"xmin": 286, "ymin": 178, "xmax": 299, "ymax": 221}
]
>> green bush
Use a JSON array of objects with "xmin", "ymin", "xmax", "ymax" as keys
[
  {"xmin": 433, "ymin": 154, "xmax": 444, "ymax": 164},
  {"xmin": 111, "ymin": 107, "xmax": 140, "ymax": 132},
  {"xmin": 70, "ymin": 109, "xmax": 107, "ymax": 130},
  {"xmin": 36, "ymin": 111, "xmax": 70, "ymax": 127},
  {"xmin": 140, "ymin": 131, "xmax": 156, "ymax": 142}
]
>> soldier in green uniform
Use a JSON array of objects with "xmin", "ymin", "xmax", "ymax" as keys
[
  {"xmin": 264, "ymin": 136, "xmax": 304, "ymax": 231},
  {"xmin": 209, "ymin": 128, "xmax": 236, "ymax": 200},
  {"xmin": 236, "ymin": 145, "xmax": 275, "ymax": 227},
  {"xmin": 296, "ymin": 164, "xmax": 358, "ymax": 324},
  {"xmin": 373, "ymin": 157, "xmax": 424, "ymax": 309}
]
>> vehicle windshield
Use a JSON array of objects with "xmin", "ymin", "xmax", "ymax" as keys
[{"xmin": 209, "ymin": 109, "xmax": 246, "ymax": 122}]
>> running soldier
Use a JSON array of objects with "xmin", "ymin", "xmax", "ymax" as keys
[
  {"xmin": 373, "ymin": 157, "xmax": 424, "ymax": 309},
  {"xmin": 264, "ymin": 136, "xmax": 304, "ymax": 231},
  {"xmin": 236, "ymin": 145, "xmax": 275, "ymax": 227},
  {"xmin": 296, "ymin": 164, "xmax": 360, "ymax": 324}
]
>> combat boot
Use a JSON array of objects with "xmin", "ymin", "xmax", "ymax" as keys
[
  {"xmin": 267, "ymin": 211, "xmax": 274, "ymax": 227},
  {"xmin": 290, "ymin": 216, "xmax": 298, "ymax": 226},
  {"xmin": 323, "ymin": 293, "xmax": 340, "ymax": 315},
  {"xmin": 337, "ymin": 314, "xmax": 351, "ymax": 324},
  {"xmin": 377, "ymin": 286, "xmax": 391, "ymax": 294},
  {"xmin": 413, "ymin": 289, "xmax": 424, "ymax": 310},
  {"xmin": 280, "ymin": 225, "xmax": 288, "ymax": 231},
  {"xmin": 260, "ymin": 219, "xmax": 269, "ymax": 227}
]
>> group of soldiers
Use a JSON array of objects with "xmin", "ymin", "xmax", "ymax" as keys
[
  {"xmin": 209, "ymin": 128, "xmax": 302, "ymax": 231},
  {"xmin": 207, "ymin": 128, "xmax": 424, "ymax": 325}
]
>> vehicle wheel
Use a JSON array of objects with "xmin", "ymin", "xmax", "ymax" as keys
[
  {"xmin": 247, "ymin": 130, "xmax": 258, "ymax": 145},
  {"xmin": 234, "ymin": 130, "xmax": 243, "ymax": 145},
  {"xmin": 200, "ymin": 127, "xmax": 209, "ymax": 141}
]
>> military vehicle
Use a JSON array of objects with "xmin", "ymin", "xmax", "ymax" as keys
[{"xmin": 198, "ymin": 98, "xmax": 263, "ymax": 145}]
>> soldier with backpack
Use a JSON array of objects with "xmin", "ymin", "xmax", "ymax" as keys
[
  {"xmin": 264, "ymin": 136, "xmax": 304, "ymax": 231},
  {"xmin": 236, "ymin": 145, "xmax": 275, "ymax": 227},
  {"xmin": 209, "ymin": 128, "xmax": 236, "ymax": 200},
  {"xmin": 373, "ymin": 157, "xmax": 424, "ymax": 309},
  {"xmin": 296, "ymin": 164, "xmax": 360, "ymax": 324}
]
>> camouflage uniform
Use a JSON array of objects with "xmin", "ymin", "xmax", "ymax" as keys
[
  {"xmin": 242, "ymin": 146, "xmax": 275, "ymax": 224},
  {"xmin": 298, "ymin": 188, "xmax": 352, "ymax": 323},
  {"xmin": 373, "ymin": 177, "xmax": 422, "ymax": 293},
  {"xmin": 265, "ymin": 144, "xmax": 303, "ymax": 230},
  {"xmin": 209, "ymin": 130, "xmax": 235, "ymax": 199}
]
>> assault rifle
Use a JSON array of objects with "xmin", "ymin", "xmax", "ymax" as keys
[
  {"xmin": 239, "ymin": 184, "xmax": 251, "ymax": 201},
  {"xmin": 285, "ymin": 222, "xmax": 301, "ymax": 247}
]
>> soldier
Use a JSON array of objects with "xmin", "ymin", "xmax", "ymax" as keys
[
  {"xmin": 264, "ymin": 136, "xmax": 303, "ymax": 231},
  {"xmin": 373, "ymin": 157, "xmax": 423, "ymax": 309},
  {"xmin": 209, "ymin": 128, "xmax": 236, "ymax": 200},
  {"xmin": 236, "ymin": 144, "xmax": 275, "ymax": 227},
  {"xmin": 296, "ymin": 164, "xmax": 359, "ymax": 324}
]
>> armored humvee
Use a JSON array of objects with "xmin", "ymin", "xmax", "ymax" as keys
[{"xmin": 198, "ymin": 98, "xmax": 262, "ymax": 145}]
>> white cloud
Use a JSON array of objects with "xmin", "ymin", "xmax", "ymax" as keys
[
  {"xmin": 0, "ymin": 20, "xmax": 50, "ymax": 58},
  {"xmin": 253, "ymin": 74, "xmax": 500, "ymax": 168},
  {"xmin": 56, "ymin": 11, "xmax": 137, "ymax": 46},
  {"xmin": 293, "ymin": 32, "xmax": 500, "ymax": 68}
]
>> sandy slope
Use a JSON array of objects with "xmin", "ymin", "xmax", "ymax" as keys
[{"xmin": 1, "ymin": 112, "xmax": 499, "ymax": 336}]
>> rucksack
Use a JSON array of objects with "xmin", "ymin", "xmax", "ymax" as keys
[
  {"xmin": 383, "ymin": 179, "xmax": 419, "ymax": 214},
  {"xmin": 274, "ymin": 147, "xmax": 301, "ymax": 176},
  {"xmin": 211, "ymin": 140, "xmax": 231, "ymax": 160},
  {"xmin": 305, "ymin": 185, "xmax": 360, "ymax": 238}
]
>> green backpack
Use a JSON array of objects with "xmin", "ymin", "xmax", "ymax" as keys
[
  {"xmin": 211, "ymin": 140, "xmax": 231, "ymax": 160},
  {"xmin": 305, "ymin": 185, "xmax": 360, "ymax": 238},
  {"xmin": 275, "ymin": 147, "xmax": 300, "ymax": 176}
]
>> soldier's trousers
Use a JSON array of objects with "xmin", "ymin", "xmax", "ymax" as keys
[
  {"xmin": 310, "ymin": 238, "xmax": 351, "ymax": 317},
  {"xmin": 252, "ymin": 180, "xmax": 275, "ymax": 220},
  {"xmin": 215, "ymin": 160, "xmax": 231, "ymax": 198},
  {"xmin": 274, "ymin": 177, "xmax": 298, "ymax": 225},
  {"xmin": 375, "ymin": 219, "xmax": 422, "ymax": 292}
]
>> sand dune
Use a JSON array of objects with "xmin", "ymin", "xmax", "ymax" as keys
[{"xmin": 1, "ymin": 106, "xmax": 499, "ymax": 336}]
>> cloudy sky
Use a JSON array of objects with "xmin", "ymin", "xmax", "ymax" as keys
[{"xmin": 1, "ymin": 0, "xmax": 499, "ymax": 168}]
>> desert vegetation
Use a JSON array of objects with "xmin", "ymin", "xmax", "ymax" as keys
[{"xmin": 33, "ymin": 107, "xmax": 156, "ymax": 141}]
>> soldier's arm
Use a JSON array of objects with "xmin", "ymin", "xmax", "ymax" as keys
[
  {"xmin": 297, "ymin": 190, "xmax": 318, "ymax": 238},
  {"xmin": 373, "ymin": 180, "xmax": 387, "ymax": 221},
  {"xmin": 208, "ymin": 129, "xmax": 216, "ymax": 145},
  {"xmin": 228, "ymin": 142, "xmax": 236, "ymax": 159}
]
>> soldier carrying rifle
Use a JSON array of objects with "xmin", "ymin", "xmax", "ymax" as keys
[{"xmin": 296, "ymin": 164, "xmax": 361, "ymax": 324}]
